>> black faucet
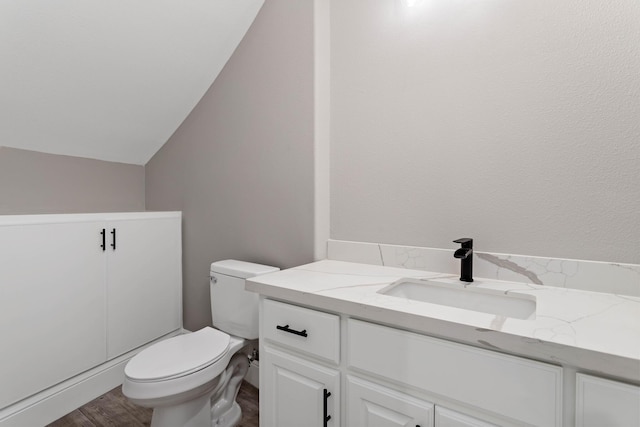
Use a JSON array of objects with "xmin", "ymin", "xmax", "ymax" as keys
[{"xmin": 453, "ymin": 238, "xmax": 473, "ymax": 282}]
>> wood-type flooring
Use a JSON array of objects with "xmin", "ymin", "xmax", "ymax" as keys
[{"xmin": 48, "ymin": 381, "xmax": 259, "ymax": 427}]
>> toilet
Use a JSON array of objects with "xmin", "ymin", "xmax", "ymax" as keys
[{"xmin": 122, "ymin": 260, "xmax": 279, "ymax": 427}]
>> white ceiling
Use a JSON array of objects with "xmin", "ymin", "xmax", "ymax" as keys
[{"xmin": 0, "ymin": 0, "xmax": 264, "ymax": 165}]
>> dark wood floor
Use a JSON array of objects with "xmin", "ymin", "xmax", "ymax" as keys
[{"xmin": 48, "ymin": 381, "xmax": 259, "ymax": 427}]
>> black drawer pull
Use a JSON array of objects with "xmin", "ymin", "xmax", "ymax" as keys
[
  {"xmin": 100, "ymin": 229, "xmax": 106, "ymax": 251},
  {"xmin": 323, "ymin": 388, "xmax": 331, "ymax": 426},
  {"xmin": 276, "ymin": 324, "xmax": 308, "ymax": 337}
]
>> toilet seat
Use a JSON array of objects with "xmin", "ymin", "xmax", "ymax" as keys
[{"xmin": 125, "ymin": 327, "xmax": 230, "ymax": 382}]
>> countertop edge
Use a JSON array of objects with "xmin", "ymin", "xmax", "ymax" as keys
[{"xmin": 246, "ymin": 279, "xmax": 640, "ymax": 383}]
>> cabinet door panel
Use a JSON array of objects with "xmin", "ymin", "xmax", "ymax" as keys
[
  {"xmin": 0, "ymin": 221, "xmax": 106, "ymax": 409},
  {"xmin": 262, "ymin": 346, "xmax": 340, "ymax": 427},
  {"xmin": 576, "ymin": 373, "xmax": 640, "ymax": 427},
  {"xmin": 347, "ymin": 376, "xmax": 434, "ymax": 427},
  {"xmin": 106, "ymin": 217, "xmax": 181, "ymax": 358},
  {"xmin": 435, "ymin": 407, "xmax": 498, "ymax": 427},
  {"xmin": 348, "ymin": 318, "xmax": 562, "ymax": 427}
]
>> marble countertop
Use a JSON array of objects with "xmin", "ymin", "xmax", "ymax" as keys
[{"xmin": 246, "ymin": 260, "xmax": 640, "ymax": 382}]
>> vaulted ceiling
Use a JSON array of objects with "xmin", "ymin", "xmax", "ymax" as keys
[{"xmin": 0, "ymin": 0, "xmax": 264, "ymax": 165}]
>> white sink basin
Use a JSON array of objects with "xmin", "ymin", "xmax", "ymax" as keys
[{"xmin": 379, "ymin": 278, "xmax": 536, "ymax": 320}]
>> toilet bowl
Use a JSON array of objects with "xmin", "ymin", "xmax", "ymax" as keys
[{"xmin": 122, "ymin": 260, "xmax": 279, "ymax": 427}]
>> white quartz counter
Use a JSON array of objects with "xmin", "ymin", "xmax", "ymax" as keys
[{"xmin": 246, "ymin": 260, "xmax": 640, "ymax": 382}]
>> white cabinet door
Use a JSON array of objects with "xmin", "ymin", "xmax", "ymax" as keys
[
  {"xmin": 0, "ymin": 221, "xmax": 107, "ymax": 409},
  {"xmin": 347, "ymin": 376, "xmax": 434, "ymax": 427},
  {"xmin": 262, "ymin": 346, "xmax": 340, "ymax": 427},
  {"xmin": 106, "ymin": 216, "xmax": 181, "ymax": 358},
  {"xmin": 435, "ymin": 407, "xmax": 498, "ymax": 427},
  {"xmin": 576, "ymin": 373, "xmax": 640, "ymax": 427}
]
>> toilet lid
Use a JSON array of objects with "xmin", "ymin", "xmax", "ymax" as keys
[{"xmin": 125, "ymin": 327, "xmax": 230, "ymax": 382}]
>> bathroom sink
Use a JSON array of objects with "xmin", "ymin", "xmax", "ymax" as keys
[{"xmin": 378, "ymin": 278, "xmax": 536, "ymax": 320}]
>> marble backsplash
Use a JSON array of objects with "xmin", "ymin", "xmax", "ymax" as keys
[{"xmin": 327, "ymin": 239, "xmax": 640, "ymax": 297}]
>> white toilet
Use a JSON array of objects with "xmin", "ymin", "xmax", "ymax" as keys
[{"xmin": 122, "ymin": 260, "xmax": 279, "ymax": 427}]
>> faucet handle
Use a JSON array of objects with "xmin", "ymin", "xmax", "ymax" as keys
[{"xmin": 453, "ymin": 238, "xmax": 473, "ymax": 248}]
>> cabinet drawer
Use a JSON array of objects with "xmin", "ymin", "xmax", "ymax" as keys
[
  {"xmin": 262, "ymin": 299, "xmax": 340, "ymax": 364},
  {"xmin": 347, "ymin": 318, "xmax": 562, "ymax": 427}
]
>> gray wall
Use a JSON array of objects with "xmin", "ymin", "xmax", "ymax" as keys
[
  {"xmin": 0, "ymin": 146, "xmax": 145, "ymax": 214},
  {"xmin": 330, "ymin": 0, "xmax": 640, "ymax": 264},
  {"xmin": 146, "ymin": 0, "xmax": 315, "ymax": 331}
]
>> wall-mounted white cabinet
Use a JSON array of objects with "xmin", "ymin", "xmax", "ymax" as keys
[{"xmin": 0, "ymin": 212, "xmax": 182, "ymax": 414}]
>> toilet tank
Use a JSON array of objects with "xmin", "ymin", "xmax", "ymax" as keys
[{"xmin": 210, "ymin": 260, "xmax": 279, "ymax": 339}]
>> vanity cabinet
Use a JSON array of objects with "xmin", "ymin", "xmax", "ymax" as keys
[
  {"xmin": 575, "ymin": 373, "xmax": 640, "ymax": 427},
  {"xmin": 0, "ymin": 212, "xmax": 182, "ymax": 413},
  {"xmin": 259, "ymin": 298, "xmax": 563, "ymax": 427},
  {"xmin": 260, "ymin": 298, "xmax": 341, "ymax": 427}
]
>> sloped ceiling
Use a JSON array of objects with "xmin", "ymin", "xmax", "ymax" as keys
[{"xmin": 0, "ymin": 0, "xmax": 264, "ymax": 165}]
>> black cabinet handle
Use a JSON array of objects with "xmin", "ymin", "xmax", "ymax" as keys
[
  {"xmin": 276, "ymin": 324, "xmax": 308, "ymax": 337},
  {"xmin": 100, "ymin": 229, "xmax": 106, "ymax": 251},
  {"xmin": 110, "ymin": 228, "xmax": 116, "ymax": 250},
  {"xmin": 323, "ymin": 388, "xmax": 331, "ymax": 426}
]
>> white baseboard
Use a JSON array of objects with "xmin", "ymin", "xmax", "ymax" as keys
[{"xmin": 0, "ymin": 330, "xmax": 182, "ymax": 427}]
